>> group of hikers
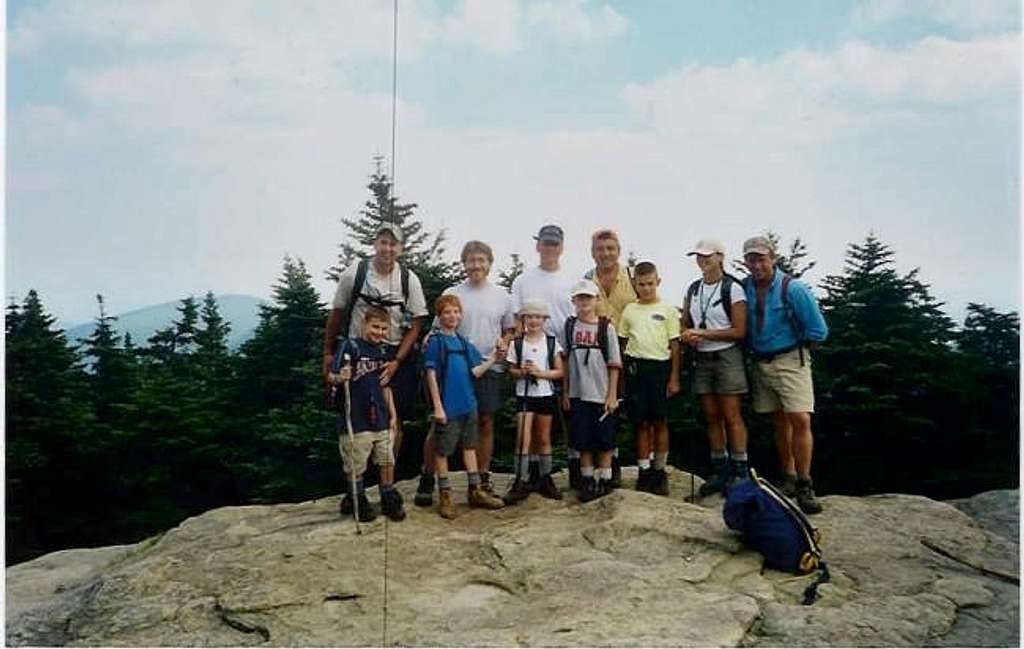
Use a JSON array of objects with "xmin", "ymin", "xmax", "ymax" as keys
[{"xmin": 322, "ymin": 223, "xmax": 828, "ymax": 525}]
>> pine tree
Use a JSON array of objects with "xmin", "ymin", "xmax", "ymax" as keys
[
  {"xmin": 325, "ymin": 157, "xmax": 463, "ymax": 312},
  {"xmin": 82, "ymin": 295, "xmax": 138, "ymax": 425},
  {"xmin": 497, "ymin": 253, "xmax": 524, "ymax": 291},
  {"xmin": 814, "ymin": 234, "xmax": 962, "ymax": 494},
  {"xmin": 5, "ymin": 290, "xmax": 94, "ymax": 562}
]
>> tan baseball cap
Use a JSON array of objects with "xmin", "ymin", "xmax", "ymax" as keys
[
  {"xmin": 518, "ymin": 299, "xmax": 550, "ymax": 317},
  {"xmin": 687, "ymin": 239, "xmax": 726, "ymax": 256},
  {"xmin": 742, "ymin": 236, "xmax": 773, "ymax": 256},
  {"xmin": 570, "ymin": 279, "xmax": 600, "ymax": 297}
]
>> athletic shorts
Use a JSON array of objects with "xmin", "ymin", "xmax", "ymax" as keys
[
  {"xmin": 515, "ymin": 395, "xmax": 557, "ymax": 416},
  {"xmin": 751, "ymin": 348, "xmax": 815, "ymax": 414},
  {"xmin": 474, "ymin": 370, "xmax": 508, "ymax": 415},
  {"xmin": 339, "ymin": 429, "xmax": 393, "ymax": 476},
  {"xmin": 624, "ymin": 357, "xmax": 671, "ymax": 424},
  {"xmin": 693, "ymin": 345, "xmax": 749, "ymax": 395},
  {"xmin": 382, "ymin": 344, "xmax": 419, "ymax": 421},
  {"xmin": 436, "ymin": 413, "xmax": 479, "ymax": 456},
  {"xmin": 569, "ymin": 399, "xmax": 618, "ymax": 452}
]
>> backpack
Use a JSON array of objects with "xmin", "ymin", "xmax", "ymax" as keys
[
  {"xmin": 723, "ymin": 470, "xmax": 831, "ymax": 604},
  {"xmin": 342, "ymin": 258, "xmax": 411, "ymax": 336},
  {"xmin": 564, "ymin": 315, "xmax": 611, "ymax": 364},
  {"xmin": 513, "ymin": 333, "xmax": 557, "ymax": 391},
  {"xmin": 433, "ymin": 331, "xmax": 473, "ymax": 403},
  {"xmin": 686, "ymin": 273, "xmax": 741, "ymax": 327}
]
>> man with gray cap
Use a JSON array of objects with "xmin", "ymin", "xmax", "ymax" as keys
[
  {"xmin": 324, "ymin": 224, "xmax": 428, "ymax": 456},
  {"xmin": 741, "ymin": 235, "xmax": 828, "ymax": 514}
]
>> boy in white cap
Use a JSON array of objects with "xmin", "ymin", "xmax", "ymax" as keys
[
  {"xmin": 504, "ymin": 299, "xmax": 565, "ymax": 505},
  {"xmin": 561, "ymin": 279, "xmax": 622, "ymax": 501}
]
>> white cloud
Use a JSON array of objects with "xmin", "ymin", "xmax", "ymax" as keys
[
  {"xmin": 527, "ymin": 0, "xmax": 629, "ymax": 43},
  {"xmin": 853, "ymin": 0, "xmax": 1020, "ymax": 33},
  {"xmin": 621, "ymin": 33, "xmax": 1020, "ymax": 145}
]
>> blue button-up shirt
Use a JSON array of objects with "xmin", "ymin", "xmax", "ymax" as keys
[{"xmin": 743, "ymin": 271, "xmax": 828, "ymax": 355}]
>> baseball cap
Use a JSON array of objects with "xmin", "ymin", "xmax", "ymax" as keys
[
  {"xmin": 375, "ymin": 224, "xmax": 404, "ymax": 244},
  {"xmin": 687, "ymin": 239, "xmax": 726, "ymax": 256},
  {"xmin": 570, "ymin": 279, "xmax": 600, "ymax": 297},
  {"xmin": 534, "ymin": 224, "xmax": 564, "ymax": 244},
  {"xmin": 742, "ymin": 236, "xmax": 773, "ymax": 257}
]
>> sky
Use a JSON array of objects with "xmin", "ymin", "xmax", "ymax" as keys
[{"xmin": 6, "ymin": 0, "xmax": 1021, "ymax": 326}]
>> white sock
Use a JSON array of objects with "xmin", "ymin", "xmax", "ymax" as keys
[
  {"xmin": 638, "ymin": 458, "xmax": 651, "ymax": 470},
  {"xmin": 598, "ymin": 468, "xmax": 613, "ymax": 481},
  {"xmin": 581, "ymin": 465, "xmax": 595, "ymax": 478}
]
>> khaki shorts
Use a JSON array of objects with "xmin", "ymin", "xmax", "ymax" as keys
[
  {"xmin": 692, "ymin": 345, "xmax": 749, "ymax": 395},
  {"xmin": 752, "ymin": 348, "xmax": 815, "ymax": 414},
  {"xmin": 339, "ymin": 429, "xmax": 393, "ymax": 476}
]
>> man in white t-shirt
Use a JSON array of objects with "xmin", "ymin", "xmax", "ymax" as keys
[
  {"xmin": 323, "ymin": 225, "xmax": 428, "ymax": 457},
  {"xmin": 414, "ymin": 241, "xmax": 516, "ymax": 506},
  {"xmin": 510, "ymin": 224, "xmax": 577, "ymax": 488}
]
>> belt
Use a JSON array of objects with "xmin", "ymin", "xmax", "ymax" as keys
[{"xmin": 752, "ymin": 343, "xmax": 803, "ymax": 363}]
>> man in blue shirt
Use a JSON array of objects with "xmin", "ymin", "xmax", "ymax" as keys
[{"xmin": 742, "ymin": 236, "xmax": 829, "ymax": 514}]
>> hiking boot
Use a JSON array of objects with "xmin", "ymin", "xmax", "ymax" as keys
[
  {"xmin": 537, "ymin": 475, "xmax": 563, "ymax": 500},
  {"xmin": 468, "ymin": 485, "xmax": 505, "ymax": 510},
  {"xmin": 698, "ymin": 456, "xmax": 730, "ymax": 498},
  {"xmin": 480, "ymin": 473, "xmax": 496, "ymax": 495},
  {"xmin": 796, "ymin": 478, "xmax": 823, "ymax": 515},
  {"xmin": 577, "ymin": 476, "xmax": 598, "ymax": 503},
  {"xmin": 595, "ymin": 479, "xmax": 612, "ymax": 499},
  {"xmin": 725, "ymin": 459, "xmax": 751, "ymax": 492},
  {"xmin": 527, "ymin": 462, "xmax": 541, "ymax": 492},
  {"xmin": 568, "ymin": 458, "xmax": 581, "ymax": 490},
  {"xmin": 636, "ymin": 467, "xmax": 653, "ymax": 492},
  {"xmin": 503, "ymin": 479, "xmax": 531, "ymax": 506},
  {"xmin": 610, "ymin": 456, "xmax": 622, "ymax": 489},
  {"xmin": 380, "ymin": 489, "xmax": 407, "ymax": 521},
  {"xmin": 339, "ymin": 493, "xmax": 354, "ymax": 517},
  {"xmin": 438, "ymin": 488, "xmax": 457, "ymax": 520},
  {"xmin": 356, "ymin": 493, "xmax": 378, "ymax": 522},
  {"xmin": 778, "ymin": 473, "xmax": 799, "ymax": 499},
  {"xmin": 414, "ymin": 473, "xmax": 435, "ymax": 507},
  {"xmin": 650, "ymin": 469, "xmax": 670, "ymax": 496}
]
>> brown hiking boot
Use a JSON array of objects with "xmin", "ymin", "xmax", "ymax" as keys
[
  {"xmin": 468, "ymin": 485, "xmax": 505, "ymax": 510},
  {"xmin": 438, "ymin": 488, "xmax": 457, "ymax": 520}
]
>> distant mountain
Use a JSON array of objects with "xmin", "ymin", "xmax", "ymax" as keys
[{"xmin": 66, "ymin": 294, "xmax": 267, "ymax": 351}]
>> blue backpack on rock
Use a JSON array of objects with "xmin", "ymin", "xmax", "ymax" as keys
[{"xmin": 724, "ymin": 470, "xmax": 830, "ymax": 604}]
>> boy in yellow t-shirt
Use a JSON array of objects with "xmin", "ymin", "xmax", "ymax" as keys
[{"xmin": 618, "ymin": 261, "xmax": 682, "ymax": 496}]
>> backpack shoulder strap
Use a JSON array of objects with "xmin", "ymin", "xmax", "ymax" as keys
[
  {"xmin": 565, "ymin": 316, "xmax": 577, "ymax": 351},
  {"xmin": 597, "ymin": 316, "xmax": 610, "ymax": 360},
  {"xmin": 721, "ymin": 274, "xmax": 734, "ymax": 324},
  {"xmin": 400, "ymin": 263, "xmax": 410, "ymax": 304},
  {"xmin": 780, "ymin": 274, "xmax": 804, "ymax": 340},
  {"xmin": 342, "ymin": 259, "xmax": 371, "ymax": 335},
  {"xmin": 546, "ymin": 334, "xmax": 556, "ymax": 369},
  {"xmin": 514, "ymin": 335, "xmax": 524, "ymax": 369}
]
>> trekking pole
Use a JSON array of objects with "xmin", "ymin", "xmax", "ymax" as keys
[
  {"xmin": 517, "ymin": 367, "xmax": 533, "ymax": 485},
  {"xmin": 341, "ymin": 353, "xmax": 363, "ymax": 535}
]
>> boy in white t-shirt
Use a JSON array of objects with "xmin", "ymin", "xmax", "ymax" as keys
[{"xmin": 503, "ymin": 299, "xmax": 565, "ymax": 505}]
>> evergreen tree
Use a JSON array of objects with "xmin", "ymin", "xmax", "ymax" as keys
[
  {"xmin": 82, "ymin": 295, "xmax": 138, "ymax": 426},
  {"xmin": 325, "ymin": 157, "xmax": 463, "ymax": 312},
  {"xmin": 814, "ymin": 234, "xmax": 963, "ymax": 494},
  {"xmin": 5, "ymin": 290, "xmax": 94, "ymax": 563},
  {"xmin": 497, "ymin": 253, "xmax": 524, "ymax": 291}
]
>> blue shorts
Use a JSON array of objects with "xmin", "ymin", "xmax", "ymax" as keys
[{"xmin": 569, "ymin": 399, "xmax": 618, "ymax": 452}]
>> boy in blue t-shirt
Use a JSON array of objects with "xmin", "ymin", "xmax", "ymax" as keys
[
  {"xmin": 424, "ymin": 294, "xmax": 506, "ymax": 519},
  {"xmin": 330, "ymin": 308, "xmax": 406, "ymax": 523}
]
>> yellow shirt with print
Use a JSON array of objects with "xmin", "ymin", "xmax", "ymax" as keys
[
  {"xmin": 618, "ymin": 300, "xmax": 681, "ymax": 361},
  {"xmin": 585, "ymin": 265, "xmax": 637, "ymax": 329}
]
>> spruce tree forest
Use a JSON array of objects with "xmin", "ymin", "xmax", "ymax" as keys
[{"xmin": 7, "ymin": 162, "xmax": 1019, "ymax": 565}]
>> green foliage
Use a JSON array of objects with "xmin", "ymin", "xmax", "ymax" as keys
[
  {"xmin": 325, "ymin": 157, "xmax": 463, "ymax": 312},
  {"xmin": 497, "ymin": 253, "xmax": 525, "ymax": 291}
]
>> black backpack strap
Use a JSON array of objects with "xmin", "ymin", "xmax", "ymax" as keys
[
  {"xmin": 514, "ymin": 335, "xmax": 524, "ymax": 369},
  {"xmin": 400, "ymin": 264, "xmax": 410, "ymax": 307},
  {"xmin": 684, "ymin": 279, "xmax": 701, "ymax": 328},
  {"xmin": 341, "ymin": 259, "xmax": 370, "ymax": 337},
  {"xmin": 546, "ymin": 334, "xmax": 556, "ymax": 370},
  {"xmin": 721, "ymin": 274, "xmax": 734, "ymax": 324},
  {"xmin": 565, "ymin": 316, "xmax": 577, "ymax": 352},
  {"xmin": 597, "ymin": 316, "xmax": 610, "ymax": 361}
]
